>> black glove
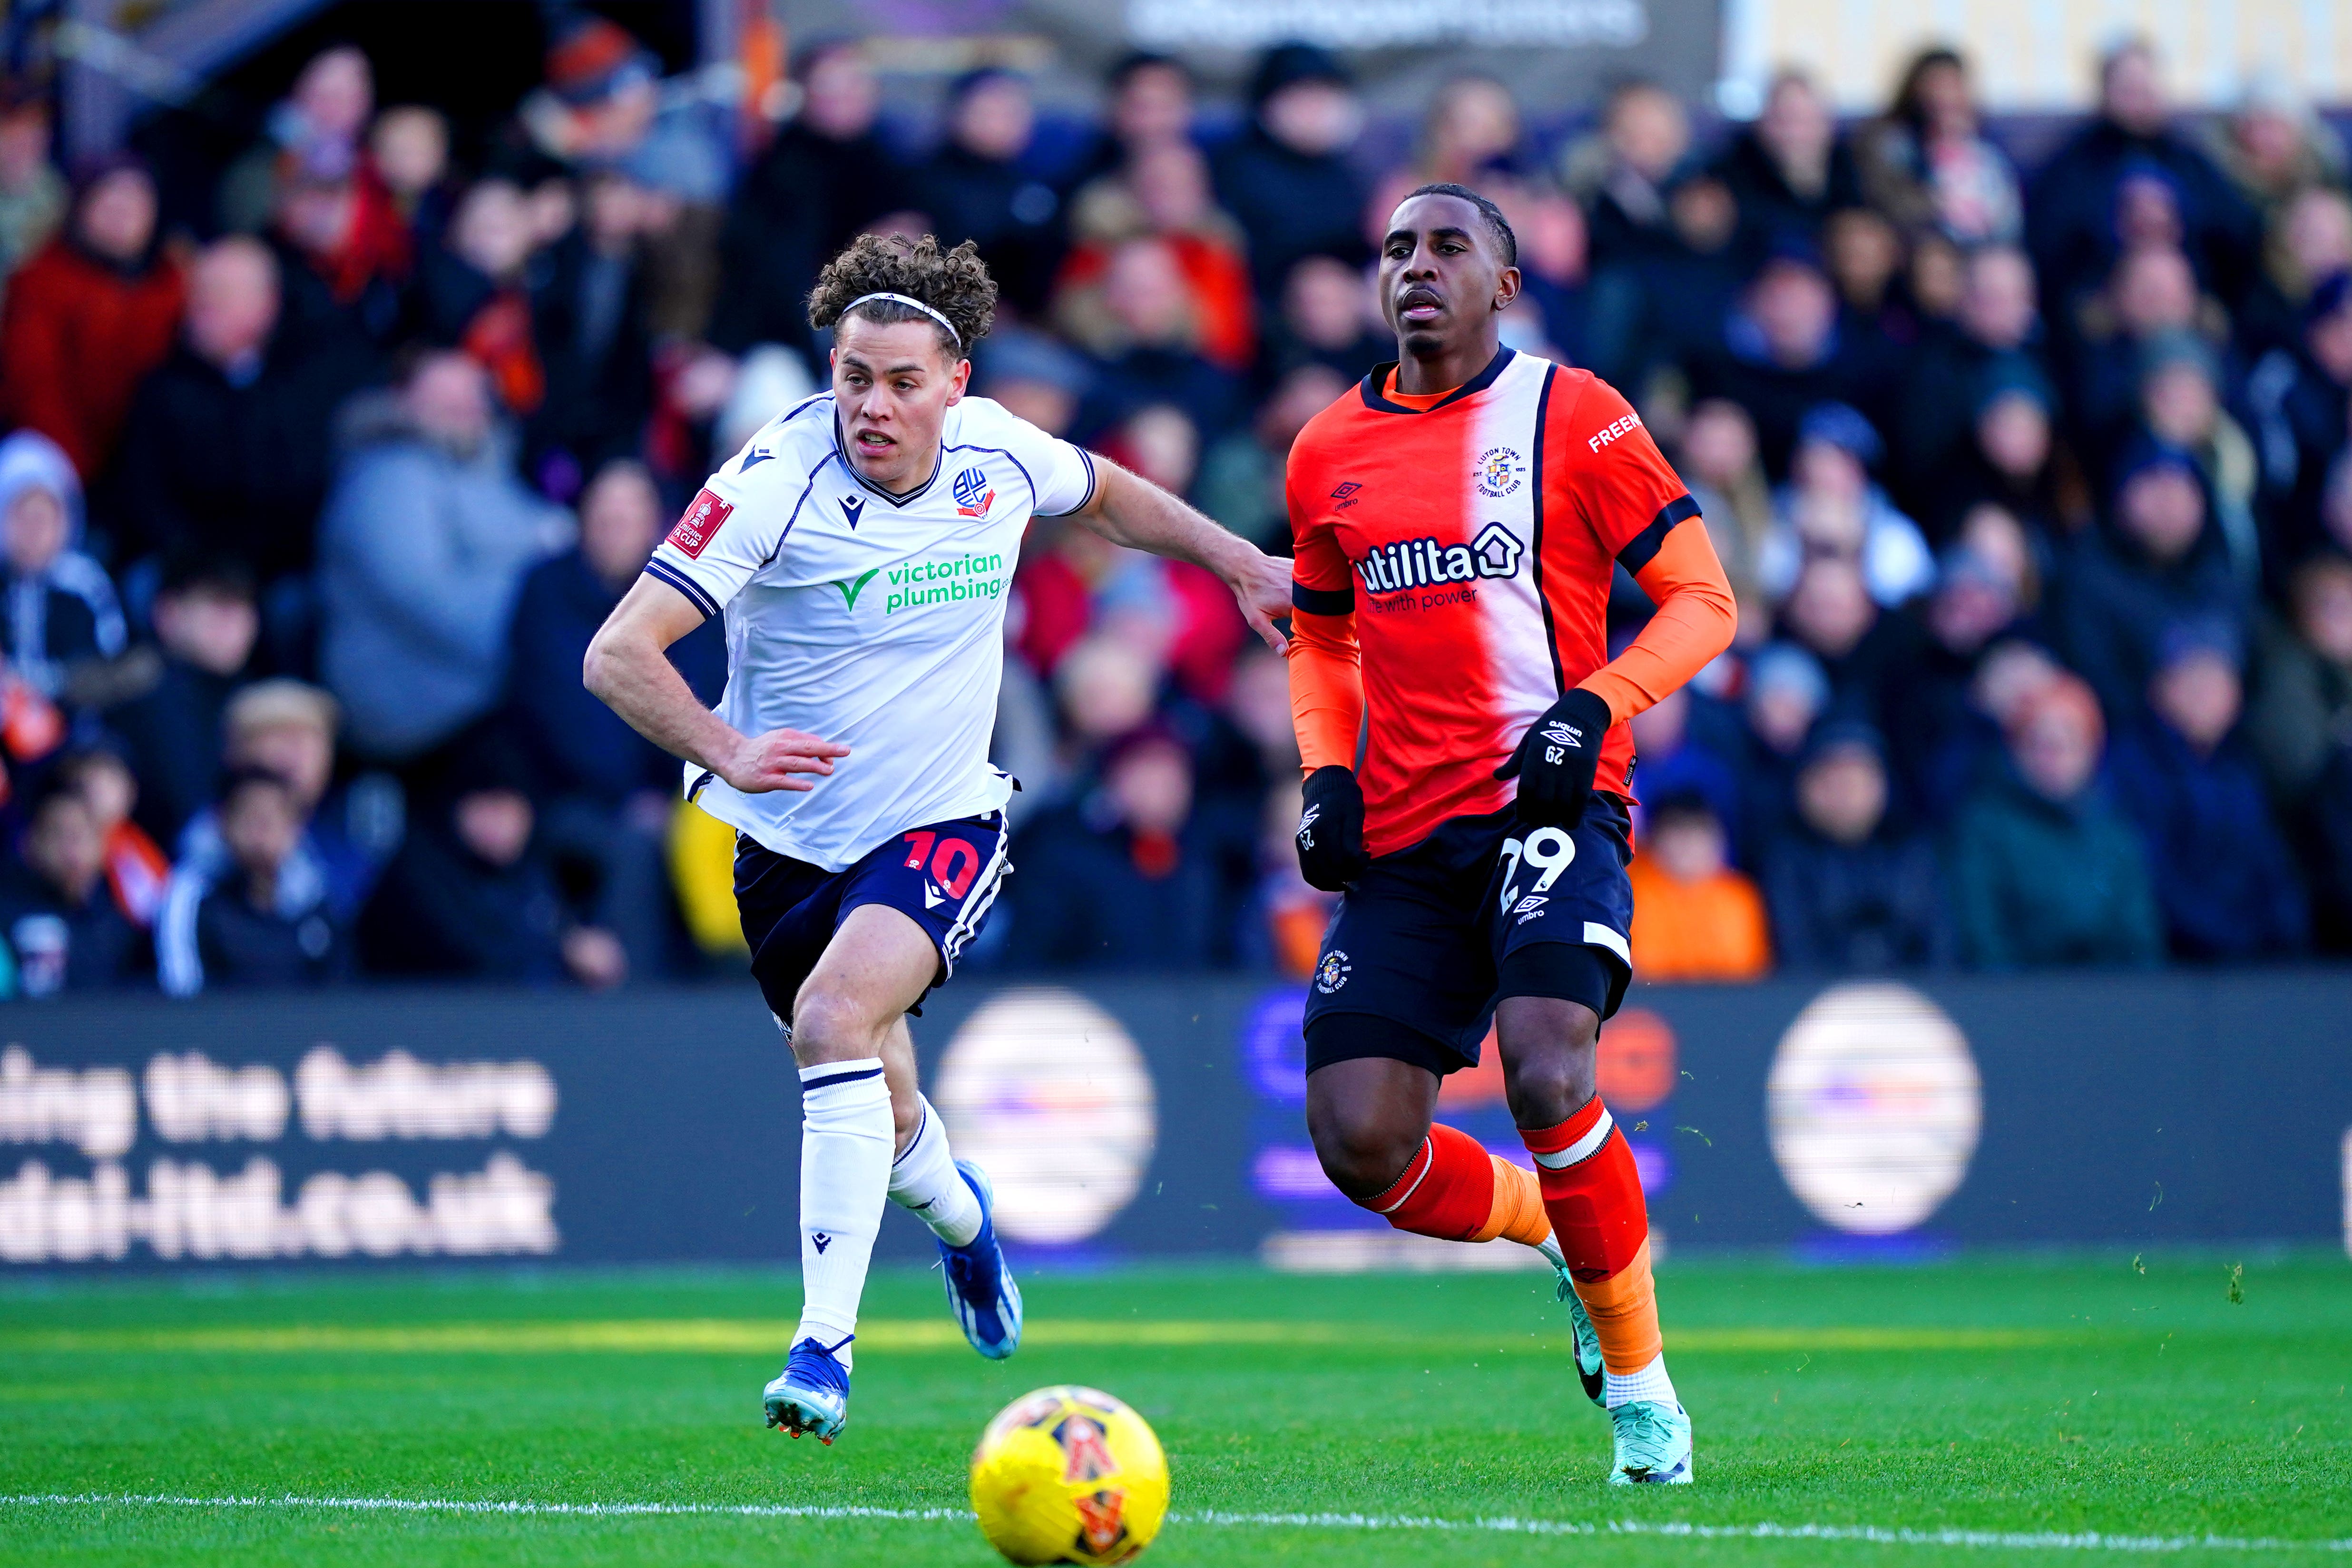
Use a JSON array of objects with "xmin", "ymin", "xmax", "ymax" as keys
[
  {"xmin": 1494, "ymin": 686, "xmax": 1613, "ymax": 829},
  {"xmin": 1294, "ymin": 764, "xmax": 1370, "ymax": 891}
]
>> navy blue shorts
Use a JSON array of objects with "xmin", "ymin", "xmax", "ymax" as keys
[
  {"xmin": 1302, "ymin": 796, "xmax": 1635, "ymax": 1072},
  {"xmin": 733, "ymin": 811, "xmax": 1010, "ymax": 1025}
]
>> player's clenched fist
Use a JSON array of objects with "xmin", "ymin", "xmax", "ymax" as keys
[
  {"xmin": 1294, "ymin": 765, "xmax": 1370, "ymax": 891},
  {"xmin": 723, "ymin": 727, "xmax": 852, "ymax": 794},
  {"xmin": 1494, "ymin": 686, "xmax": 1612, "ymax": 829}
]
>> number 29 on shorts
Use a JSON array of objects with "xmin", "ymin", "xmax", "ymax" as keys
[{"xmin": 1498, "ymin": 826, "xmax": 1577, "ymax": 913}]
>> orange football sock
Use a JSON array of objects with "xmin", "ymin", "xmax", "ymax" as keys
[
  {"xmin": 1522, "ymin": 1097, "xmax": 1662, "ymax": 1374},
  {"xmin": 1469, "ymin": 1154, "xmax": 1553, "ymax": 1247},
  {"xmin": 1360, "ymin": 1123, "xmax": 1495, "ymax": 1241},
  {"xmin": 1572, "ymin": 1239, "xmax": 1662, "ymax": 1373}
]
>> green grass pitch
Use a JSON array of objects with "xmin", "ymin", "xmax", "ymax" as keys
[{"xmin": 0, "ymin": 1251, "xmax": 2345, "ymax": 1566}]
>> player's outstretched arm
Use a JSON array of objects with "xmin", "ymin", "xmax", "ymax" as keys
[
  {"xmin": 584, "ymin": 576, "xmax": 851, "ymax": 794},
  {"xmin": 1070, "ymin": 458, "xmax": 1291, "ymax": 652}
]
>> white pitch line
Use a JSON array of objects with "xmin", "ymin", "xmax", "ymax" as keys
[
  {"xmin": 0, "ymin": 1492, "xmax": 971, "ymax": 1523},
  {"xmin": 1, "ymin": 1493, "xmax": 2346, "ymax": 1554}
]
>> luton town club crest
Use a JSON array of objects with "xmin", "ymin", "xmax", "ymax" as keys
[
  {"xmin": 1475, "ymin": 446, "xmax": 1526, "ymax": 498},
  {"xmin": 1315, "ymin": 950, "xmax": 1351, "ymax": 994},
  {"xmin": 953, "ymin": 467, "xmax": 995, "ymax": 518}
]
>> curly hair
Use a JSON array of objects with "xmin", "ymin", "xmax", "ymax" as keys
[{"xmin": 806, "ymin": 233, "xmax": 998, "ymax": 360}]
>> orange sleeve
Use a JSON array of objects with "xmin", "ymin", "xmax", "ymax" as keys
[
  {"xmin": 1287, "ymin": 609, "xmax": 1362, "ymax": 773},
  {"xmin": 1577, "ymin": 519, "xmax": 1738, "ymax": 725},
  {"xmin": 1284, "ymin": 452, "xmax": 1364, "ymax": 773}
]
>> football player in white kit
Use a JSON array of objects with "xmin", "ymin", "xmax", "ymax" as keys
[{"xmin": 585, "ymin": 234, "xmax": 1289, "ymax": 1442}]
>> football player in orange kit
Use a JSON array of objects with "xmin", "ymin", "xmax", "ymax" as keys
[{"xmin": 1284, "ymin": 184, "xmax": 1736, "ymax": 1483}]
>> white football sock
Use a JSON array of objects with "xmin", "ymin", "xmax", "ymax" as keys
[
  {"xmin": 1604, "ymin": 1352, "xmax": 1679, "ymax": 1411},
  {"xmin": 886, "ymin": 1096, "xmax": 983, "ymax": 1247},
  {"xmin": 794, "ymin": 1058, "xmax": 893, "ymax": 1370}
]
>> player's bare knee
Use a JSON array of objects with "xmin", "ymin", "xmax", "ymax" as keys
[
  {"xmin": 789, "ymin": 985, "xmax": 883, "ymax": 1066},
  {"xmin": 1495, "ymin": 995, "xmax": 1599, "ymax": 1127},
  {"xmin": 1306, "ymin": 1098, "xmax": 1421, "ymax": 1201}
]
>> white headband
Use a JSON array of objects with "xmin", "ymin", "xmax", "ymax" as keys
[{"xmin": 842, "ymin": 292, "xmax": 961, "ymax": 348}]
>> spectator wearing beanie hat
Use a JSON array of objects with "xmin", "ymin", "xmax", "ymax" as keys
[
  {"xmin": 2107, "ymin": 622, "xmax": 2306, "ymax": 960},
  {"xmin": 1763, "ymin": 721, "xmax": 1953, "ymax": 970},
  {"xmin": 1212, "ymin": 43, "xmax": 1367, "ymax": 301},
  {"xmin": 1950, "ymin": 671, "xmax": 2163, "ymax": 968},
  {"xmin": 0, "ymin": 429, "xmax": 126, "ymax": 696},
  {"xmin": 521, "ymin": 16, "xmax": 728, "ymax": 205},
  {"xmin": 1757, "ymin": 401, "xmax": 1935, "ymax": 608},
  {"xmin": 1735, "ymin": 640, "xmax": 1833, "ymax": 853},
  {"xmin": 2059, "ymin": 438, "xmax": 2247, "ymax": 719}
]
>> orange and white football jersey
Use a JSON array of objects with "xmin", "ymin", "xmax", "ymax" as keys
[{"xmin": 1286, "ymin": 348, "xmax": 1698, "ymax": 857}]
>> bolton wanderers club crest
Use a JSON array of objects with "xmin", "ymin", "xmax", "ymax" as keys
[
  {"xmin": 1475, "ymin": 446, "xmax": 1526, "ymax": 498},
  {"xmin": 1315, "ymin": 950, "xmax": 1351, "ymax": 994},
  {"xmin": 953, "ymin": 466, "xmax": 995, "ymax": 518}
]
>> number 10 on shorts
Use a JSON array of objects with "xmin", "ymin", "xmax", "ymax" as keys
[
  {"xmin": 902, "ymin": 830, "xmax": 983, "ymax": 899},
  {"xmin": 1499, "ymin": 827, "xmax": 1577, "ymax": 914}
]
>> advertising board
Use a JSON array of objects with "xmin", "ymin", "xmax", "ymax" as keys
[{"xmin": 2, "ymin": 972, "xmax": 2346, "ymax": 1273}]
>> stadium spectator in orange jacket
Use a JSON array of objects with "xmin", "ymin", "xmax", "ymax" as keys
[{"xmin": 1627, "ymin": 793, "xmax": 1774, "ymax": 981}]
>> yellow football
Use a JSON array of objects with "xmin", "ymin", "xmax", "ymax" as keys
[{"xmin": 969, "ymin": 1384, "xmax": 1169, "ymax": 1565}]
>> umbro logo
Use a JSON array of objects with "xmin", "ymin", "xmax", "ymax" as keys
[
  {"xmin": 841, "ymin": 495, "xmax": 865, "ymax": 529},
  {"xmin": 811, "ymin": 1232, "xmax": 832, "ymax": 1254},
  {"xmin": 1331, "ymin": 481, "xmax": 1363, "ymax": 511},
  {"xmin": 1296, "ymin": 803, "xmax": 1322, "ymax": 851},
  {"xmin": 1541, "ymin": 721, "xmax": 1584, "ymax": 748}
]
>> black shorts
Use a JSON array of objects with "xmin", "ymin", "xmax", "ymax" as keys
[
  {"xmin": 1302, "ymin": 796, "xmax": 1635, "ymax": 1075},
  {"xmin": 734, "ymin": 811, "xmax": 1010, "ymax": 1026}
]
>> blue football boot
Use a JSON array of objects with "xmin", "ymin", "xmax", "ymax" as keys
[
  {"xmin": 763, "ymin": 1335, "xmax": 851, "ymax": 1443},
  {"xmin": 939, "ymin": 1160, "xmax": 1022, "ymax": 1359}
]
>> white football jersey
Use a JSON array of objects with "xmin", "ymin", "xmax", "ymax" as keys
[{"xmin": 645, "ymin": 392, "xmax": 1096, "ymax": 871}]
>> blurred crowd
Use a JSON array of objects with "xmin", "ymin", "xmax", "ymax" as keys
[{"xmin": 0, "ymin": 21, "xmax": 2348, "ymax": 998}]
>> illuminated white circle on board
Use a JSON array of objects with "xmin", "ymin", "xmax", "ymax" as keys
[
  {"xmin": 1766, "ymin": 982, "xmax": 1980, "ymax": 1235},
  {"xmin": 933, "ymin": 988, "xmax": 1157, "ymax": 1245}
]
